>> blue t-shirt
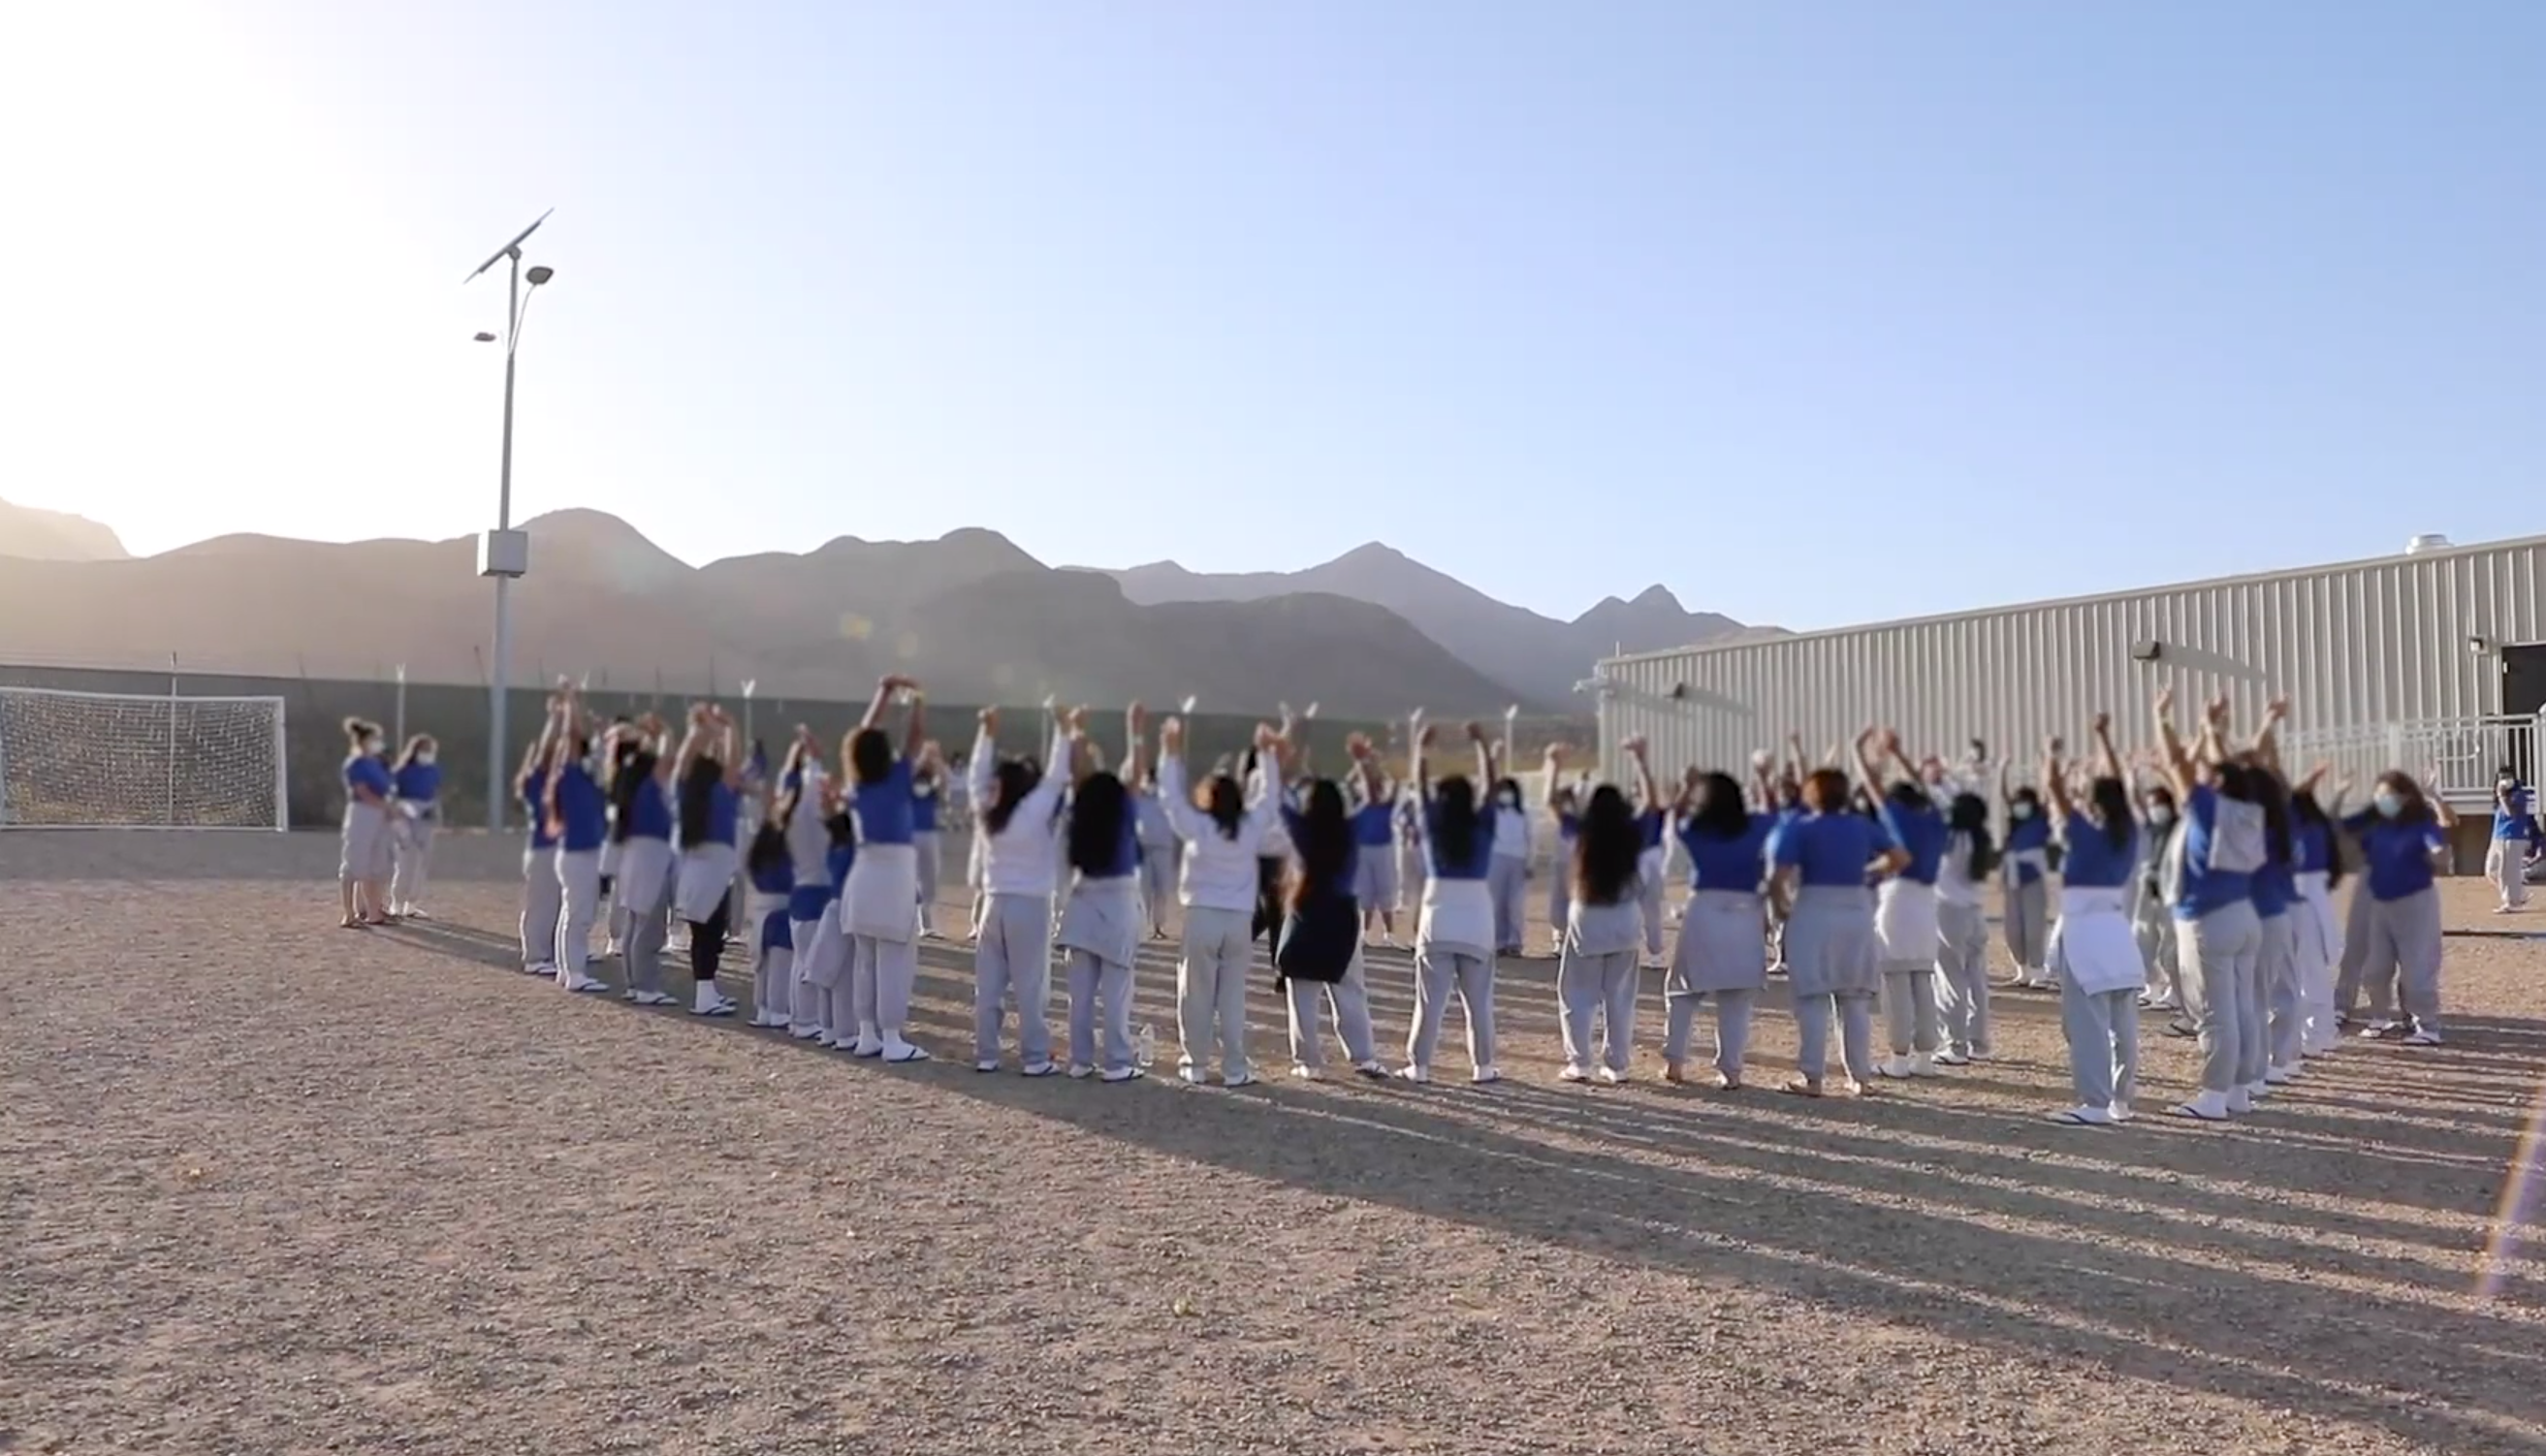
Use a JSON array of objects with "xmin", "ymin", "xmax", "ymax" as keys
[
  {"xmin": 1772, "ymin": 810, "xmax": 1894, "ymax": 889},
  {"xmin": 1638, "ymin": 808, "xmax": 1666, "ymax": 851},
  {"xmin": 1423, "ymin": 801, "xmax": 1496, "ymax": 880},
  {"xmin": 345, "ymin": 754, "xmax": 393, "ymax": 800},
  {"xmin": 626, "ymin": 776, "xmax": 674, "ymax": 841},
  {"xmin": 1556, "ymin": 810, "xmax": 1580, "ymax": 842},
  {"xmin": 1678, "ymin": 811, "xmax": 1777, "ymax": 892},
  {"xmin": 854, "ymin": 759, "xmax": 917, "ymax": 846},
  {"xmin": 826, "ymin": 839, "xmax": 856, "ymax": 897},
  {"xmin": 2056, "ymin": 812, "xmax": 2139, "ymax": 891},
  {"xmin": 2004, "ymin": 812, "xmax": 2051, "ymax": 883},
  {"xmin": 2250, "ymin": 839, "xmax": 2293, "ymax": 918},
  {"xmin": 1878, "ymin": 799, "xmax": 1948, "ymax": 886},
  {"xmin": 522, "ymin": 769, "xmax": 556, "ymax": 850},
  {"xmin": 1352, "ymin": 800, "xmax": 1395, "ymax": 847},
  {"xmin": 703, "ymin": 781, "xmax": 741, "ymax": 847},
  {"xmin": 2172, "ymin": 785, "xmax": 2250, "ymax": 921},
  {"xmin": 2293, "ymin": 820, "xmax": 2333, "ymax": 876},
  {"xmin": 2495, "ymin": 786, "xmax": 2530, "ymax": 840},
  {"xmin": 913, "ymin": 776, "xmax": 941, "ymax": 834},
  {"xmin": 2343, "ymin": 810, "xmax": 2448, "ymax": 902},
  {"xmin": 392, "ymin": 760, "xmax": 440, "ymax": 802},
  {"xmin": 555, "ymin": 764, "xmax": 608, "ymax": 852},
  {"xmin": 750, "ymin": 857, "xmax": 795, "ymax": 897},
  {"xmin": 1281, "ymin": 807, "xmax": 1357, "ymax": 897}
]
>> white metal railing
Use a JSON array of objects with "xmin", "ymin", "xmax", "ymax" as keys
[{"xmin": 2281, "ymin": 714, "xmax": 2540, "ymax": 807}]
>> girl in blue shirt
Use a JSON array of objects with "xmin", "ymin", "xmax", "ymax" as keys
[
  {"xmin": 1058, "ymin": 705, "xmax": 1156, "ymax": 1082},
  {"xmin": 1856, "ymin": 728, "xmax": 1948, "ymax": 1080},
  {"xmin": 670, "ymin": 702, "xmax": 745, "ymax": 1018},
  {"xmin": 1275, "ymin": 740, "xmax": 1388, "ymax": 1082},
  {"xmin": 2152, "ymin": 689, "xmax": 2270, "ymax": 1121},
  {"xmin": 912, "ymin": 744, "xmax": 948, "ymax": 939},
  {"xmin": 2488, "ymin": 767, "xmax": 2530, "ymax": 913},
  {"xmin": 1347, "ymin": 752, "xmax": 1404, "ymax": 949},
  {"xmin": 606, "ymin": 716, "xmax": 681, "ymax": 1008},
  {"xmin": 337, "ymin": 716, "xmax": 395, "ymax": 929},
  {"xmin": 387, "ymin": 734, "xmax": 441, "ymax": 919},
  {"xmin": 540, "ymin": 683, "xmax": 614, "ymax": 996},
  {"xmin": 743, "ymin": 806, "xmax": 797, "ymax": 1029},
  {"xmin": 1770, "ymin": 768, "xmax": 1909, "ymax": 1097},
  {"xmin": 515, "ymin": 698, "xmax": 569, "ymax": 975},
  {"xmin": 2339, "ymin": 770, "xmax": 2457, "ymax": 1045},
  {"xmin": 1998, "ymin": 766, "xmax": 2054, "ymax": 989},
  {"xmin": 840, "ymin": 676, "xmax": 932, "ymax": 1061},
  {"xmin": 1402, "ymin": 716, "xmax": 1503, "ymax": 1085},
  {"xmin": 2286, "ymin": 772, "xmax": 2346, "ymax": 1058},
  {"xmin": 2243, "ymin": 706, "xmax": 2306, "ymax": 1091},
  {"xmin": 1663, "ymin": 766, "xmax": 1779, "ymax": 1089},
  {"xmin": 2042, "ymin": 718, "xmax": 2145, "ymax": 1125}
]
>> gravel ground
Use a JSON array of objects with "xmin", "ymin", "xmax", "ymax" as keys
[{"xmin": 5, "ymin": 829, "xmax": 2545, "ymax": 1455}]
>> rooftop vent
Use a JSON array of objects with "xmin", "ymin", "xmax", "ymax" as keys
[{"xmin": 2406, "ymin": 533, "xmax": 2453, "ymax": 555}]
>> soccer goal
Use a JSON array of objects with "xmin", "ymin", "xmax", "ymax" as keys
[{"xmin": 0, "ymin": 686, "xmax": 289, "ymax": 830}]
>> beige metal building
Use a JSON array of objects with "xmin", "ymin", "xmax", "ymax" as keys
[{"xmin": 1589, "ymin": 533, "xmax": 2546, "ymax": 807}]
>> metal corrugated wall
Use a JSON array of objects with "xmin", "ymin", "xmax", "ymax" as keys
[{"xmin": 1596, "ymin": 537, "xmax": 2546, "ymax": 781}]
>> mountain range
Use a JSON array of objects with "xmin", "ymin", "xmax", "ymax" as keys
[{"xmin": 0, "ymin": 499, "xmax": 1766, "ymax": 714}]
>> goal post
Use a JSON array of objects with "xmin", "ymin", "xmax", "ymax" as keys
[{"xmin": 0, "ymin": 685, "xmax": 289, "ymax": 831}]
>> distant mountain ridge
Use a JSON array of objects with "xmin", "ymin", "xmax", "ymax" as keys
[
  {"xmin": 0, "ymin": 511, "xmax": 1523, "ymax": 716},
  {"xmin": 0, "ymin": 498, "xmax": 129, "ymax": 563},
  {"xmin": 1080, "ymin": 544, "xmax": 1771, "ymax": 703}
]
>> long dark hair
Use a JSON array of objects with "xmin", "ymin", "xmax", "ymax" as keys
[
  {"xmin": 1686, "ymin": 771, "xmax": 1750, "ymax": 840},
  {"xmin": 679, "ymin": 754, "xmax": 722, "ymax": 846},
  {"xmin": 746, "ymin": 817, "xmax": 789, "ymax": 877},
  {"xmin": 1067, "ymin": 772, "xmax": 1130, "ymax": 874},
  {"xmin": 1573, "ymin": 783, "xmax": 1640, "ymax": 905},
  {"xmin": 1430, "ymin": 775, "xmax": 1480, "ymax": 867},
  {"xmin": 2247, "ymin": 765, "xmax": 2292, "ymax": 865},
  {"xmin": 1286, "ymin": 778, "xmax": 1352, "ymax": 910},
  {"xmin": 849, "ymin": 726, "xmax": 892, "ymax": 785},
  {"xmin": 2291, "ymin": 786, "xmax": 2346, "ymax": 889},
  {"xmin": 982, "ymin": 758, "xmax": 1042, "ymax": 836},
  {"xmin": 1949, "ymin": 792, "xmax": 1999, "ymax": 879},
  {"xmin": 1201, "ymin": 768, "xmax": 1245, "ymax": 839},
  {"xmin": 609, "ymin": 738, "xmax": 655, "ymax": 844},
  {"xmin": 2088, "ymin": 776, "xmax": 2134, "ymax": 851}
]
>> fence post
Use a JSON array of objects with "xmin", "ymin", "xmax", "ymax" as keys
[
  {"xmin": 166, "ymin": 651, "xmax": 179, "ymax": 828},
  {"xmin": 394, "ymin": 662, "xmax": 407, "ymax": 748}
]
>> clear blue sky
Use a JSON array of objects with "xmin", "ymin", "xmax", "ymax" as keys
[{"xmin": 4, "ymin": 1, "xmax": 2538, "ymax": 633}]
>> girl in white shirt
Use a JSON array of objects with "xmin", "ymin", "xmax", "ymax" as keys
[
  {"xmin": 1486, "ymin": 771, "xmax": 1532, "ymax": 957},
  {"xmin": 966, "ymin": 705, "xmax": 1073, "ymax": 1077},
  {"xmin": 1157, "ymin": 714, "xmax": 1289, "ymax": 1087}
]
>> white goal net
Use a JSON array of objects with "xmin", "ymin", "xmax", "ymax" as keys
[{"xmin": 0, "ymin": 686, "xmax": 288, "ymax": 830}]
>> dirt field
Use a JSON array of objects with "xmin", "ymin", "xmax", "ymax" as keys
[{"xmin": 6, "ymin": 830, "xmax": 2545, "ymax": 1455}]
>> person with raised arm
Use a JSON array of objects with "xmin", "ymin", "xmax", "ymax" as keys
[
  {"xmin": 837, "ymin": 675, "xmax": 931, "ymax": 1061},
  {"xmin": 514, "ymin": 694, "xmax": 568, "ymax": 972},
  {"xmin": 1273, "ymin": 731, "xmax": 1388, "ymax": 1081},
  {"xmin": 1400, "ymin": 717, "xmax": 1505, "ymax": 1085},
  {"xmin": 2488, "ymin": 764, "xmax": 2531, "ymax": 914},
  {"xmin": 541, "ymin": 683, "xmax": 613, "ymax": 995},
  {"xmin": 795, "ymin": 773, "xmax": 858, "ymax": 1045},
  {"xmin": 1156, "ymin": 711, "xmax": 1290, "ymax": 1086},
  {"xmin": 739, "ymin": 768, "xmax": 798, "ymax": 1029},
  {"xmin": 603, "ymin": 714, "xmax": 680, "ymax": 1006},
  {"xmin": 1131, "ymin": 738, "xmax": 1182, "ymax": 942},
  {"xmin": 2284, "ymin": 764, "xmax": 2346, "ymax": 1056},
  {"xmin": 336, "ymin": 716, "xmax": 395, "ymax": 930},
  {"xmin": 387, "ymin": 732, "xmax": 441, "ymax": 919},
  {"xmin": 911, "ymin": 740, "xmax": 949, "ymax": 939},
  {"xmin": 1484, "ymin": 754, "xmax": 1533, "ymax": 959},
  {"xmin": 2338, "ymin": 763, "xmax": 2458, "ymax": 1046},
  {"xmin": 2241, "ymin": 700, "xmax": 2305, "ymax": 1092},
  {"xmin": 1550, "ymin": 737, "xmax": 1657, "ymax": 1084},
  {"xmin": 667, "ymin": 701, "xmax": 745, "ymax": 1017},
  {"xmin": 1542, "ymin": 755, "xmax": 1580, "ymax": 958},
  {"xmin": 1767, "ymin": 763, "xmax": 1907, "ymax": 1097},
  {"xmin": 1856, "ymin": 728, "xmax": 1949, "ymax": 1079},
  {"xmin": 2151, "ymin": 687, "xmax": 2269, "ymax": 1120},
  {"xmin": 1347, "ymin": 737, "xmax": 1407, "ymax": 949},
  {"xmin": 1998, "ymin": 755, "xmax": 2054, "ymax": 989},
  {"xmin": 2133, "ymin": 775, "xmax": 2183, "ymax": 1017},
  {"xmin": 967, "ymin": 702, "xmax": 1072, "ymax": 1077},
  {"xmin": 2041, "ymin": 716, "xmax": 2145, "ymax": 1124},
  {"xmin": 1058, "ymin": 704, "xmax": 1151, "ymax": 1081},
  {"xmin": 1659, "ymin": 762, "xmax": 1779, "ymax": 1089},
  {"xmin": 1633, "ymin": 766, "xmax": 1671, "ymax": 970}
]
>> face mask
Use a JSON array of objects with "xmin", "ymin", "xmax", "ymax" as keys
[
  {"xmin": 1499, "ymin": 793, "xmax": 1519, "ymax": 808},
  {"xmin": 416, "ymin": 750, "xmax": 436, "ymax": 767},
  {"xmin": 2147, "ymin": 806, "xmax": 2174, "ymax": 828},
  {"xmin": 2010, "ymin": 803, "xmax": 2033, "ymax": 821},
  {"xmin": 2374, "ymin": 792, "xmax": 2404, "ymax": 819},
  {"xmin": 2501, "ymin": 778, "xmax": 2517, "ymax": 792},
  {"xmin": 362, "ymin": 736, "xmax": 383, "ymax": 755}
]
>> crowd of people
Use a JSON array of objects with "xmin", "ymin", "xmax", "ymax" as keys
[{"xmin": 335, "ymin": 677, "xmax": 2489, "ymax": 1124}]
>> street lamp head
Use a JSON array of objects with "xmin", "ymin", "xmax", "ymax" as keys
[
  {"xmin": 472, "ymin": 331, "xmax": 498, "ymax": 343},
  {"xmin": 525, "ymin": 265, "xmax": 556, "ymax": 286}
]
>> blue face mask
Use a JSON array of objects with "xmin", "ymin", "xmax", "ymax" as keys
[{"xmin": 2374, "ymin": 792, "xmax": 2404, "ymax": 819}]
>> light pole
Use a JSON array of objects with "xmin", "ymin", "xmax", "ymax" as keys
[{"xmin": 464, "ymin": 209, "xmax": 556, "ymax": 833}]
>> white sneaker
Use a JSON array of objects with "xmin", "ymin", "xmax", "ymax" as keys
[
  {"xmin": 2171, "ymin": 1090, "xmax": 2234, "ymax": 1121},
  {"xmin": 2244, "ymin": 1079, "xmax": 2269, "ymax": 1100},
  {"xmin": 1907, "ymin": 1054, "xmax": 1939, "ymax": 1077},
  {"xmin": 1396, "ymin": 1064, "xmax": 1431, "ymax": 1084},
  {"xmin": 850, "ymin": 1034, "xmax": 884, "ymax": 1059},
  {"xmin": 1099, "ymin": 1065, "xmax": 1143, "ymax": 1083},
  {"xmin": 2053, "ymin": 1104, "xmax": 2116, "ymax": 1126},
  {"xmin": 2403, "ymin": 1027, "xmax": 2444, "ymax": 1046},
  {"xmin": 631, "ymin": 991, "xmax": 678, "ymax": 1008},
  {"xmin": 2226, "ymin": 1086, "xmax": 2254, "ymax": 1114},
  {"xmin": 1222, "ymin": 1071, "xmax": 1257, "ymax": 1089},
  {"xmin": 880, "ymin": 1038, "xmax": 931, "ymax": 1063},
  {"xmin": 566, "ymin": 977, "xmax": 611, "ymax": 995},
  {"xmin": 790, "ymin": 1024, "xmax": 825, "ymax": 1040},
  {"xmin": 2264, "ymin": 1063, "xmax": 2299, "ymax": 1085},
  {"xmin": 1878, "ymin": 1056, "xmax": 1917, "ymax": 1079},
  {"xmin": 2110, "ymin": 1099, "xmax": 2134, "ymax": 1123},
  {"xmin": 1933, "ymin": 1049, "xmax": 1971, "ymax": 1067},
  {"xmin": 1177, "ymin": 1064, "xmax": 1207, "ymax": 1085},
  {"xmin": 1470, "ymin": 1065, "xmax": 1503, "ymax": 1085},
  {"xmin": 1020, "ymin": 1060, "xmax": 1058, "ymax": 1078},
  {"xmin": 974, "ymin": 1060, "xmax": 1002, "ymax": 1074},
  {"xmin": 1291, "ymin": 1063, "xmax": 1322, "ymax": 1081},
  {"xmin": 1068, "ymin": 1063, "xmax": 1098, "ymax": 1080},
  {"xmin": 1353, "ymin": 1060, "xmax": 1389, "ymax": 1079},
  {"xmin": 1558, "ymin": 1062, "xmax": 1591, "ymax": 1083},
  {"xmin": 1596, "ymin": 1066, "xmax": 1627, "ymax": 1086}
]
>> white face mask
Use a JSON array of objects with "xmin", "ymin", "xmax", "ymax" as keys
[
  {"xmin": 2010, "ymin": 803, "xmax": 2034, "ymax": 821},
  {"xmin": 2146, "ymin": 805, "xmax": 2174, "ymax": 828},
  {"xmin": 1499, "ymin": 793, "xmax": 1520, "ymax": 808},
  {"xmin": 416, "ymin": 749, "xmax": 436, "ymax": 766},
  {"xmin": 2501, "ymin": 778, "xmax": 2518, "ymax": 792},
  {"xmin": 362, "ymin": 735, "xmax": 383, "ymax": 755},
  {"xmin": 2374, "ymin": 792, "xmax": 2404, "ymax": 819}
]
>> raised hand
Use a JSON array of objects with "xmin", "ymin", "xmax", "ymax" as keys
[
  {"xmin": 2091, "ymin": 711, "xmax": 2111, "ymax": 737},
  {"xmin": 1347, "ymin": 731, "xmax": 1373, "ymax": 760},
  {"xmin": 2264, "ymin": 697, "xmax": 2289, "ymax": 723},
  {"xmin": 2205, "ymin": 693, "xmax": 2231, "ymax": 725},
  {"xmin": 2154, "ymin": 685, "xmax": 2176, "ymax": 717},
  {"xmin": 1463, "ymin": 720, "xmax": 1487, "ymax": 744},
  {"xmin": 1127, "ymin": 701, "xmax": 1148, "ymax": 735},
  {"xmin": 978, "ymin": 706, "xmax": 999, "ymax": 733},
  {"xmin": 1545, "ymin": 743, "xmax": 1570, "ymax": 764},
  {"xmin": 1416, "ymin": 722, "xmax": 1438, "ymax": 748},
  {"xmin": 1161, "ymin": 716, "xmax": 1185, "ymax": 753}
]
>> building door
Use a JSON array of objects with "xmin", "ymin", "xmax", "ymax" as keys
[{"xmin": 2498, "ymin": 644, "xmax": 2546, "ymax": 789}]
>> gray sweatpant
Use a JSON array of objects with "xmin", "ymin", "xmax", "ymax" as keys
[
  {"xmin": 1935, "ymin": 901, "xmax": 1992, "ymax": 1057},
  {"xmin": 1794, "ymin": 991, "xmax": 1877, "ymax": 1085},
  {"xmin": 1408, "ymin": 946, "xmax": 1497, "ymax": 1073},
  {"xmin": 2334, "ymin": 880, "xmax": 2375, "ymax": 1020},
  {"xmin": 1177, "ymin": 904, "xmax": 1254, "ymax": 1079},
  {"xmin": 554, "ymin": 848, "xmax": 602, "ymax": 987},
  {"xmin": 1882, "ymin": 962, "xmax": 1941, "ymax": 1057},
  {"xmin": 1556, "ymin": 945, "xmax": 1639, "ymax": 1074},
  {"xmin": 2356, "ymin": 886, "xmax": 2445, "ymax": 1031},
  {"xmin": 1663, "ymin": 988, "xmax": 1754, "ymax": 1083},
  {"xmin": 1487, "ymin": 857, "xmax": 1529, "ymax": 951},
  {"xmin": 2177, "ymin": 902, "xmax": 2261, "ymax": 1094},
  {"xmin": 2260, "ymin": 910, "xmax": 2303, "ymax": 1068},
  {"xmin": 1288, "ymin": 957, "xmax": 1379, "ymax": 1070},
  {"xmin": 2004, "ymin": 876, "xmax": 2049, "ymax": 973},
  {"xmin": 2059, "ymin": 980, "xmax": 2140, "ymax": 1111},
  {"xmin": 1066, "ymin": 947, "xmax": 1138, "ymax": 1073},
  {"xmin": 520, "ymin": 846, "xmax": 561, "ymax": 970},
  {"xmin": 974, "ymin": 892, "xmax": 1055, "ymax": 1067}
]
